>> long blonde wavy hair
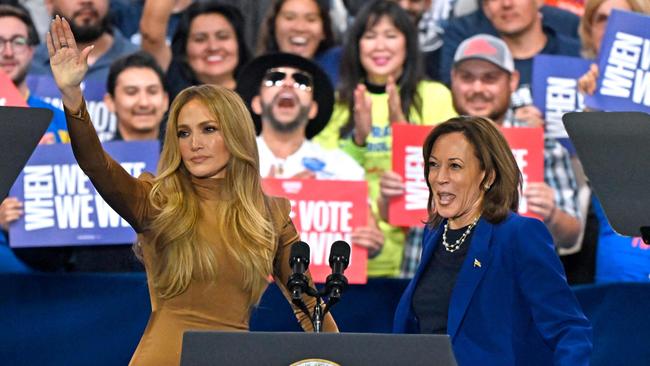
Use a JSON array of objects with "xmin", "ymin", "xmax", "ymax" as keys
[{"xmin": 143, "ymin": 84, "xmax": 277, "ymax": 301}]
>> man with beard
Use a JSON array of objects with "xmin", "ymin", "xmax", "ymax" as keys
[
  {"xmin": 450, "ymin": 34, "xmax": 581, "ymax": 248},
  {"xmin": 398, "ymin": 33, "xmax": 582, "ymax": 278},
  {"xmin": 27, "ymin": 0, "xmax": 137, "ymax": 141},
  {"xmin": 237, "ymin": 53, "xmax": 364, "ymax": 181},
  {"xmin": 237, "ymin": 53, "xmax": 384, "ymax": 257}
]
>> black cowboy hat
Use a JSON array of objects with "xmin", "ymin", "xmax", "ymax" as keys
[{"xmin": 236, "ymin": 53, "xmax": 334, "ymax": 139}]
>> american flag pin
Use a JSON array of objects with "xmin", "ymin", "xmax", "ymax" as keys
[{"xmin": 473, "ymin": 258, "xmax": 481, "ymax": 268}]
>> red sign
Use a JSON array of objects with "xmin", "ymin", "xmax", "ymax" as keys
[
  {"xmin": 500, "ymin": 127, "xmax": 544, "ymax": 219},
  {"xmin": 390, "ymin": 124, "xmax": 544, "ymax": 226},
  {"xmin": 262, "ymin": 179, "xmax": 369, "ymax": 284},
  {"xmin": 0, "ymin": 69, "xmax": 57, "ymax": 144},
  {"xmin": 0, "ymin": 69, "xmax": 28, "ymax": 107},
  {"xmin": 390, "ymin": 124, "xmax": 430, "ymax": 227}
]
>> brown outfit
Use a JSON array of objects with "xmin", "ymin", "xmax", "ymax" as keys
[{"xmin": 65, "ymin": 101, "xmax": 337, "ymax": 366}]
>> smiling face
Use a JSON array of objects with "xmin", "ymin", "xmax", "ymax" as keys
[
  {"xmin": 186, "ymin": 12, "xmax": 239, "ymax": 87},
  {"xmin": 252, "ymin": 66, "xmax": 317, "ymax": 134},
  {"xmin": 0, "ymin": 16, "xmax": 33, "ymax": 87},
  {"xmin": 359, "ymin": 15, "xmax": 407, "ymax": 85},
  {"xmin": 177, "ymin": 98, "xmax": 231, "ymax": 179},
  {"xmin": 274, "ymin": 0, "xmax": 325, "ymax": 59},
  {"xmin": 105, "ymin": 67, "xmax": 169, "ymax": 140},
  {"xmin": 451, "ymin": 59, "xmax": 518, "ymax": 124},
  {"xmin": 428, "ymin": 132, "xmax": 486, "ymax": 228}
]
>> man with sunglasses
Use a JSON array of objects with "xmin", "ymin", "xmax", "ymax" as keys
[
  {"xmin": 237, "ymin": 53, "xmax": 384, "ymax": 257},
  {"xmin": 237, "ymin": 53, "xmax": 364, "ymax": 181}
]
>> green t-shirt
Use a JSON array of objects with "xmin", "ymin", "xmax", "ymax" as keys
[{"xmin": 314, "ymin": 80, "xmax": 456, "ymax": 277}]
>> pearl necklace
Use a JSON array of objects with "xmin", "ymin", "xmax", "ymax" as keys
[{"xmin": 442, "ymin": 215, "xmax": 481, "ymax": 253}]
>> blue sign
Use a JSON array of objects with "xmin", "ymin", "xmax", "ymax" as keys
[
  {"xmin": 8, "ymin": 141, "xmax": 159, "ymax": 248},
  {"xmin": 27, "ymin": 75, "xmax": 118, "ymax": 141},
  {"xmin": 585, "ymin": 9, "xmax": 650, "ymax": 112},
  {"xmin": 532, "ymin": 54, "xmax": 591, "ymax": 139}
]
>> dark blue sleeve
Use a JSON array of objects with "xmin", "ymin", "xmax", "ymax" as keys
[{"xmin": 514, "ymin": 217, "xmax": 592, "ymax": 366}]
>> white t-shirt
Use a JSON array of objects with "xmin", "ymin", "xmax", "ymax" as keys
[{"xmin": 257, "ymin": 137, "xmax": 364, "ymax": 181}]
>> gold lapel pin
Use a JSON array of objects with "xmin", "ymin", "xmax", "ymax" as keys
[{"xmin": 473, "ymin": 258, "xmax": 481, "ymax": 268}]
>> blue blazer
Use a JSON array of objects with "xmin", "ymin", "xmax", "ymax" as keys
[{"xmin": 393, "ymin": 213, "xmax": 592, "ymax": 366}]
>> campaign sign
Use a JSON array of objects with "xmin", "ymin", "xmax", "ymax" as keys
[
  {"xmin": 532, "ymin": 54, "xmax": 590, "ymax": 139},
  {"xmin": 585, "ymin": 9, "xmax": 650, "ymax": 112},
  {"xmin": 390, "ymin": 124, "xmax": 430, "ymax": 227},
  {"xmin": 262, "ymin": 179, "xmax": 368, "ymax": 284},
  {"xmin": 0, "ymin": 69, "xmax": 28, "ymax": 107},
  {"xmin": 9, "ymin": 141, "xmax": 159, "ymax": 247},
  {"xmin": 390, "ymin": 125, "xmax": 544, "ymax": 226},
  {"xmin": 500, "ymin": 128, "xmax": 545, "ymax": 219},
  {"xmin": 27, "ymin": 75, "xmax": 118, "ymax": 141}
]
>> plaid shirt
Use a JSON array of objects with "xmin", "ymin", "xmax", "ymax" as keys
[{"xmin": 399, "ymin": 112, "xmax": 580, "ymax": 278}]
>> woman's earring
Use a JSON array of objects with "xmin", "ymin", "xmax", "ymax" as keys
[{"xmin": 484, "ymin": 183, "xmax": 491, "ymax": 191}]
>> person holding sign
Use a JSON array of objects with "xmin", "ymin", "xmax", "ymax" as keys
[
  {"xmin": 577, "ymin": 0, "xmax": 650, "ymax": 95},
  {"xmin": 393, "ymin": 116, "xmax": 592, "ymax": 366},
  {"xmin": 314, "ymin": 1, "xmax": 456, "ymax": 277},
  {"xmin": 236, "ymin": 53, "xmax": 384, "ymax": 257},
  {"xmin": 396, "ymin": 34, "xmax": 582, "ymax": 277},
  {"xmin": 46, "ymin": 16, "xmax": 336, "ymax": 366},
  {"xmin": 0, "ymin": 4, "xmax": 69, "ymax": 269}
]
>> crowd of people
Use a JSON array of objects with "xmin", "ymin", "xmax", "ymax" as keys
[{"xmin": 2, "ymin": 0, "xmax": 650, "ymax": 364}]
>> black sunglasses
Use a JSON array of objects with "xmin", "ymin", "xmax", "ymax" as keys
[{"xmin": 262, "ymin": 69, "xmax": 314, "ymax": 91}]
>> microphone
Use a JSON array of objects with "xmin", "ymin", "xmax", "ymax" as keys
[
  {"xmin": 325, "ymin": 240, "xmax": 350, "ymax": 299},
  {"xmin": 287, "ymin": 241, "xmax": 311, "ymax": 300}
]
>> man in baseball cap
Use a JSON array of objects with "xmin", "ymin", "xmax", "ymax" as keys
[
  {"xmin": 451, "ymin": 33, "xmax": 520, "ymax": 124},
  {"xmin": 450, "ymin": 34, "xmax": 582, "ymax": 250}
]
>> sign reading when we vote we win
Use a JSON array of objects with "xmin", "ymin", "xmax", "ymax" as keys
[
  {"xmin": 263, "ymin": 179, "xmax": 368, "ymax": 284},
  {"xmin": 585, "ymin": 9, "xmax": 650, "ymax": 112},
  {"xmin": 532, "ymin": 54, "xmax": 590, "ymax": 140},
  {"xmin": 9, "ymin": 141, "xmax": 159, "ymax": 248},
  {"xmin": 390, "ymin": 124, "xmax": 544, "ymax": 227}
]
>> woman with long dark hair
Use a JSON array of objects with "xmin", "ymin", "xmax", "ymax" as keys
[
  {"xmin": 141, "ymin": 0, "xmax": 251, "ymax": 99},
  {"xmin": 315, "ymin": 0, "xmax": 455, "ymax": 278}
]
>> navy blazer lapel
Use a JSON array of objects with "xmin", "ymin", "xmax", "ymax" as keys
[{"xmin": 447, "ymin": 218, "xmax": 493, "ymax": 340}]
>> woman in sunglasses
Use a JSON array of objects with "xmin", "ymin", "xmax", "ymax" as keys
[
  {"xmin": 46, "ymin": 16, "xmax": 336, "ymax": 366},
  {"xmin": 314, "ymin": 0, "xmax": 456, "ymax": 278},
  {"xmin": 140, "ymin": 0, "xmax": 252, "ymax": 100}
]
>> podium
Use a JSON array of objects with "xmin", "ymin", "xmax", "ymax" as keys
[
  {"xmin": 0, "ymin": 106, "xmax": 52, "ymax": 199},
  {"xmin": 180, "ymin": 331, "xmax": 457, "ymax": 366},
  {"xmin": 563, "ymin": 112, "xmax": 650, "ymax": 242}
]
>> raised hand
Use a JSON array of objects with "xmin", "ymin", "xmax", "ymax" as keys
[
  {"xmin": 577, "ymin": 63, "xmax": 599, "ymax": 96},
  {"xmin": 353, "ymin": 83, "xmax": 372, "ymax": 146},
  {"xmin": 46, "ymin": 16, "xmax": 93, "ymax": 109},
  {"xmin": 386, "ymin": 75, "xmax": 405, "ymax": 124}
]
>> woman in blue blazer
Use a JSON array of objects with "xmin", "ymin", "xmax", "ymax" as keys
[{"xmin": 393, "ymin": 117, "xmax": 592, "ymax": 366}]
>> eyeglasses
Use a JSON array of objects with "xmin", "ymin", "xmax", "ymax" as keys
[
  {"xmin": 0, "ymin": 36, "xmax": 30, "ymax": 54},
  {"xmin": 262, "ymin": 69, "xmax": 314, "ymax": 92}
]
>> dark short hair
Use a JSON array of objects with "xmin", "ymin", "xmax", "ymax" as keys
[
  {"xmin": 106, "ymin": 51, "xmax": 167, "ymax": 96},
  {"xmin": 422, "ymin": 116, "xmax": 522, "ymax": 227},
  {"xmin": 171, "ymin": 1, "xmax": 251, "ymax": 80},
  {"xmin": 256, "ymin": 0, "xmax": 335, "ymax": 57},
  {"xmin": 0, "ymin": 4, "xmax": 40, "ymax": 45}
]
